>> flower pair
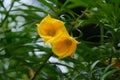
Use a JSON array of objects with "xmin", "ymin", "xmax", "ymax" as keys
[
  {"xmin": 37, "ymin": 14, "xmax": 79, "ymax": 59},
  {"xmin": 105, "ymin": 58, "xmax": 120, "ymax": 69}
]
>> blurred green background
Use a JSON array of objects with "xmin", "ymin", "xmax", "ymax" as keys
[{"xmin": 0, "ymin": 0, "xmax": 120, "ymax": 80}]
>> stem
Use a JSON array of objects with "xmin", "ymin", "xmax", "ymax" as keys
[
  {"xmin": 100, "ymin": 24, "xmax": 104, "ymax": 45},
  {"xmin": 0, "ymin": 0, "xmax": 15, "ymax": 27},
  {"xmin": 59, "ymin": 0, "xmax": 69, "ymax": 13},
  {"xmin": 30, "ymin": 53, "xmax": 53, "ymax": 80}
]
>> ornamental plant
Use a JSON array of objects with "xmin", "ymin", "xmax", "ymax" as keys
[
  {"xmin": 37, "ymin": 14, "xmax": 79, "ymax": 59},
  {"xmin": 0, "ymin": 0, "xmax": 120, "ymax": 80}
]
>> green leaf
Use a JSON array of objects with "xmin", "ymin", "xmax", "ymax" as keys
[
  {"xmin": 101, "ymin": 69, "xmax": 119, "ymax": 80},
  {"xmin": 90, "ymin": 60, "xmax": 100, "ymax": 71}
]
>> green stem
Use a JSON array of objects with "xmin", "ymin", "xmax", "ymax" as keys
[
  {"xmin": 30, "ymin": 53, "xmax": 53, "ymax": 80},
  {"xmin": 100, "ymin": 24, "xmax": 104, "ymax": 45},
  {"xmin": 0, "ymin": 0, "xmax": 15, "ymax": 27},
  {"xmin": 59, "ymin": 0, "xmax": 69, "ymax": 13}
]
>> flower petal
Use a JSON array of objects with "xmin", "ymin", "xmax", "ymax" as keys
[
  {"xmin": 37, "ymin": 14, "xmax": 68, "ymax": 44},
  {"xmin": 50, "ymin": 34, "xmax": 79, "ymax": 59}
]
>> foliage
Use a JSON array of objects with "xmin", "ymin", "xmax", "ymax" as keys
[{"xmin": 0, "ymin": 0, "xmax": 120, "ymax": 80}]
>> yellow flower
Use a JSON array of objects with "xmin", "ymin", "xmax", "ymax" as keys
[
  {"xmin": 49, "ymin": 34, "xmax": 79, "ymax": 59},
  {"xmin": 37, "ymin": 14, "xmax": 68, "ymax": 44},
  {"xmin": 105, "ymin": 58, "xmax": 120, "ymax": 64},
  {"xmin": 105, "ymin": 58, "xmax": 120, "ymax": 69},
  {"xmin": 29, "ymin": 70, "xmax": 35, "ymax": 78}
]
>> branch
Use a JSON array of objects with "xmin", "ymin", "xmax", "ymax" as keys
[{"xmin": 30, "ymin": 52, "xmax": 53, "ymax": 80}]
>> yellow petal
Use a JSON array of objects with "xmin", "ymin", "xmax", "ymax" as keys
[
  {"xmin": 50, "ymin": 34, "xmax": 79, "ymax": 59},
  {"xmin": 37, "ymin": 14, "xmax": 68, "ymax": 44}
]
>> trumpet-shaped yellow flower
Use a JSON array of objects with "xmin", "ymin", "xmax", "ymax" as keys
[
  {"xmin": 49, "ymin": 34, "xmax": 79, "ymax": 59},
  {"xmin": 37, "ymin": 14, "xmax": 68, "ymax": 44}
]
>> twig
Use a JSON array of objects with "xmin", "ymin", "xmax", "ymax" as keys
[{"xmin": 30, "ymin": 52, "xmax": 53, "ymax": 80}]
